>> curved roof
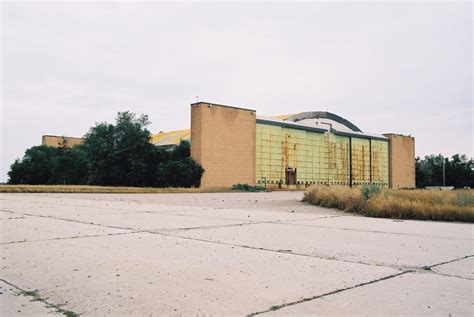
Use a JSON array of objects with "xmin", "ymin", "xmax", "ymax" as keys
[
  {"xmin": 152, "ymin": 110, "xmax": 384, "ymax": 147},
  {"xmin": 284, "ymin": 111, "xmax": 362, "ymax": 132},
  {"xmin": 151, "ymin": 129, "xmax": 190, "ymax": 146}
]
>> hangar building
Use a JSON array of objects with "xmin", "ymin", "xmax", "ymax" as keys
[{"xmin": 42, "ymin": 101, "xmax": 415, "ymax": 189}]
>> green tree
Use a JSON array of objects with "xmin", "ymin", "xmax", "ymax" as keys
[
  {"xmin": 155, "ymin": 157, "xmax": 204, "ymax": 188},
  {"xmin": 83, "ymin": 112, "xmax": 158, "ymax": 186},
  {"xmin": 8, "ymin": 145, "xmax": 58, "ymax": 184},
  {"xmin": 51, "ymin": 144, "xmax": 88, "ymax": 185},
  {"xmin": 416, "ymin": 154, "xmax": 474, "ymax": 188},
  {"xmin": 7, "ymin": 112, "xmax": 204, "ymax": 188},
  {"xmin": 169, "ymin": 140, "xmax": 190, "ymax": 160}
]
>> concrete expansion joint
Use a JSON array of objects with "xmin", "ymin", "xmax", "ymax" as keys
[
  {"xmin": 150, "ymin": 230, "xmax": 400, "ymax": 270},
  {"xmin": 1, "ymin": 208, "xmax": 136, "ymax": 232},
  {"xmin": 277, "ymin": 215, "xmax": 342, "ymax": 224},
  {"xmin": 0, "ymin": 231, "xmax": 143, "ymax": 245},
  {"xmin": 151, "ymin": 217, "xmax": 326, "ymax": 235},
  {"xmin": 247, "ymin": 270, "xmax": 413, "ymax": 316},
  {"xmin": 427, "ymin": 271, "xmax": 473, "ymax": 281},
  {"xmin": 413, "ymin": 254, "xmax": 474, "ymax": 281},
  {"xmin": 2, "ymin": 199, "xmax": 315, "ymax": 225},
  {"xmin": 158, "ymin": 219, "xmax": 305, "ymax": 233},
  {"xmin": 151, "ymin": 221, "xmax": 259, "ymax": 233},
  {"xmin": 273, "ymin": 221, "xmax": 474, "ymax": 241},
  {"xmin": 0, "ymin": 209, "xmax": 16, "ymax": 214},
  {"xmin": 0, "ymin": 278, "xmax": 80, "ymax": 317},
  {"xmin": 145, "ymin": 229, "xmax": 473, "ymax": 279},
  {"xmin": 425, "ymin": 254, "xmax": 473, "ymax": 269}
]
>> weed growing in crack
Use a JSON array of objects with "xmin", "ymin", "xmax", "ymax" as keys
[
  {"xmin": 17, "ymin": 288, "xmax": 79, "ymax": 317},
  {"xmin": 269, "ymin": 305, "xmax": 281, "ymax": 311},
  {"xmin": 17, "ymin": 289, "xmax": 41, "ymax": 302}
]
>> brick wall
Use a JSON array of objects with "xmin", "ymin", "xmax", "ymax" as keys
[
  {"xmin": 191, "ymin": 102, "xmax": 256, "ymax": 188},
  {"xmin": 42, "ymin": 135, "xmax": 84, "ymax": 148},
  {"xmin": 384, "ymin": 134, "xmax": 416, "ymax": 189}
]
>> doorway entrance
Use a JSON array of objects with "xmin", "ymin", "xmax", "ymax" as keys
[{"xmin": 285, "ymin": 167, "xmax": 297, "ymax": 185}]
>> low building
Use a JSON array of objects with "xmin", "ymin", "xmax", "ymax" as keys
[
  {"xmin": 42, "ymin": 101, "xmax": 415, "ymax": 189},
  {"xmin": 42, "ymin": 135, "xmax": 84, "ymax": 148}
]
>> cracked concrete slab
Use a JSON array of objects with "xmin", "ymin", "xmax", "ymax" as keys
[
  {"xmin": 1, "ymin": 192, "xmax": 472, "ymax": 315},
  {"xmin": 60, "ymin": 208, "xmax": 331, "ymax": 227},
  {"xmin": 1, "ymin": 215, "xmax": 130, "ymax": 244},
  {"xmin": 1, "ymin": 193, "xmax": 335, "ymax": 225},
  {"xmin": 0, "ymin": 281, "xmax": 61, "ymax": 316},
  {"xmin": 0, "ymin": 210, "xmax": 26, "ymax": 220},
  {"xmin": 1, "ymin": 232, "xmax": 398, "ymax": 316},
  {"xmin": 57, "ymin": 212, "xmax": 250, "ymax": 231},
  {"xmin": 285, "ymin": 215, "xmax": 474, "ymax": 240},
  {"xmin": 432, "ymin": 256, "xmax": 474, "ymax": 280},
  {"xmin": 0, "ymin": 198, "xmax": 205, "ymax": 217},
  {"xmin": 0, "ymin": 192, "xmax": 335, "ymax": 215},
  {"xmin": 266, "ymin": 272, "xmax": 473, "ymax": 316},
  {"xmin": 173, "ymin": 222, "xmax": 472, "ymax": 268}
]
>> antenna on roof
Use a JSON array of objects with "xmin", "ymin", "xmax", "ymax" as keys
[{"xmin": 196, "ymin": 96, "xmax": 199, "ymax": 103}]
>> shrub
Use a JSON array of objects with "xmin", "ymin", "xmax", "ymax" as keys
[
  {"xmin": 360, "ymin": 184, "xmax": 382, "ymax": 200},
  {"xmin": 169, "ymin": 140, "xmax": 190, "ymax": 160},
  {"xmin": 155, "ymin": 157, "xmax": 204, "ymax": 188},
  {"xmin": 8, "ymin": 145, "xmax": 59, "ymax": 185},
  {"xmin": 454, "ymin": 190, "xmax": 474, "ymax": 207},
  {"xmin": 304, "ymin": 185, "xmax": 474, "ymax": 222},
  {"xmin": 232, "ymin": 184, "xmax": 267, "ymax": 192}
]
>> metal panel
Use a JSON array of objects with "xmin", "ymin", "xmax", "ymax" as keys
[
  {"xmin": 351, "ymin": 138, "xmax": 371, "ymax": 185},
  {"xmin": 370, "ymin": 140, "xmax": 389, "ymax": 187},
  {"xmin": 255, "ymin": 123, "xmax": 389, "ymax": 188}
]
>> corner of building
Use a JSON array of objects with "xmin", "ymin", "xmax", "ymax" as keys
[
  {"xmin": 383, "ymin": 133, "xmax": 416, "ymax": 189},
  {"xmin": 190, "ymin": 102, "xmax": 257, "ymax": 188}
]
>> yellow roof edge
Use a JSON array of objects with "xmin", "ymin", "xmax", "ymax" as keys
[
  {"xmin": 271, "ymin": 113, "xmax": 296, "ymax": 120},
  {"xmin": 152, "ymin": 128, "xmax": 190, "ymax": 135},
  {"xmin": 151, "ymin": 128, "xmax": 191, "ymax": 145}
]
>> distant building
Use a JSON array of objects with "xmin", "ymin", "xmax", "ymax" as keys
[
  {"xmin": 42, "ymin": 102, "xmax": 415, "ymax": 189},
  {"xmin": 42, "ymin": 135, "xmax": 84, "ymax": 148}
]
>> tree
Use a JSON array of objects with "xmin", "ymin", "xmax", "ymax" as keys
[
  {"xmin": 8, "ymin": 145, "xmax": 58, "ymax": 184},
  {"xmin": 82, "ymin": 112, "xmax": 159, "ymax": 186},
  {"xmin": 169, "ymin": 140, "xmax": 190, "ymax": 160},
  {"xmin": 8, "ymin": 112, "xmax": 204, "ymax": 188},
  {"xmin": 155, "ymin": 157, "xmax": 204, "ymax": 188},
  {"xmin": 416, "ymin": 154, "xmax": 474, "ymax": 188},
  {"xmin": 82, "ymin": 121, "xmax": 116, "ymax": 185},
  {"xmin": 51, "ymin": 144, "xmax": 88, "ymax": 185}
]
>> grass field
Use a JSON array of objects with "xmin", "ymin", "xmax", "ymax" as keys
[
  {"xmin": 0, "ymin": 185, "xmax": 232, "ymax": 194},
  {"xmin": 303, "ymin": 185, "xmax": 474, "ymax": 222}
]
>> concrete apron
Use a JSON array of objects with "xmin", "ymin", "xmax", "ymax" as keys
[{"xmin": 0, "ymin": 192, "xmax": 472, "ymax": 316}]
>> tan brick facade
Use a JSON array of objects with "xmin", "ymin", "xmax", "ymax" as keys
[
  {"xmin": 190, "ymin": 102, "xmax": 256, "ymax": 188},
  {"xmin": 384, "ymin": 134, "xmax": 416, "ymax": 189},
  {"xmin": 42, "ymin": 135, "xmax": 84, "ymax": 148},
  {"xmin": 40, "ymin": 105, "xmax": 416, "ymax": 190}
]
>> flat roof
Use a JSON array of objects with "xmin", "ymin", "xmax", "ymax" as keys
[
  {"xmin": 191, "ymin": 101, "xmax": 256, "ymax": 113},
  {"xmin": 42, "ymin": 135, "xmax": 84, "ymax": 140}
]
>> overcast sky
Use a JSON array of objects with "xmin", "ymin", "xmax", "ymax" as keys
[{"xmin": 1, "ymin": 1, "xmax": 472, "ymax": 182}]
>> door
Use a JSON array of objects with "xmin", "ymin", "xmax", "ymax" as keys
[{"xmin": 285, "ymin": 167, "xmax": 297, "ymax": 185}]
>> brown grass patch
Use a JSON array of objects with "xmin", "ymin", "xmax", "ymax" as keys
[
  {"xmin": 303, "ymin": 185, "xmax": 474, "ymax": 222},
  {"xmin": 0, "ymin": 185, "xmax": 232, "ymax": 194}
]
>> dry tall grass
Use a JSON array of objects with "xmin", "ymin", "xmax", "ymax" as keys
[
  {"xmin": 303, "ymin": 185, "xmax": 474, "ymax": 222},
  {"xmin": 0, "ymin": 185, "xmax": 231, "ymax": 194}
]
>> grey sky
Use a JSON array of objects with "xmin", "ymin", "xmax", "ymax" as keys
[{"xmin": 1, "ymin": 1, "xmax": 472, "ymax": 182}]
